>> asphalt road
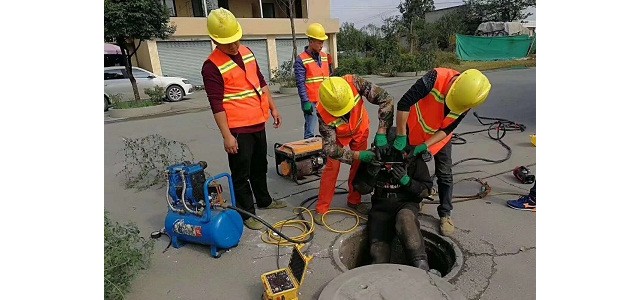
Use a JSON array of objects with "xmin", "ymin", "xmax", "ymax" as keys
[{"xmin": 104, "ymin": 67, "xmax": 536, "ymax": 300}]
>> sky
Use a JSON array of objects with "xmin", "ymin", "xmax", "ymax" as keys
[{"xmin": 330, "ymin": 0, "xmax": 536, "ymax": 28}]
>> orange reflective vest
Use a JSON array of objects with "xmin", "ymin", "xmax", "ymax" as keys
[
  {"xmin": 407, "ymin": 68, "xmax": 462, "ymax": 155},
  {"xmin": 208, "ymin": 45, "xmax": 269, "ymax": 129},
  {"xmin": 299, "ymin": 50, "xmax": 330, "ymax": 103},
  {"xmin": 317, "ymin": 75, "xmax": 370, "ymax": 146}
]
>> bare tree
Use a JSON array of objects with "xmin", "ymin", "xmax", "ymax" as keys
[{"xmin": 276, "ymin": 0, "xmax": 298, "ymax": 72}]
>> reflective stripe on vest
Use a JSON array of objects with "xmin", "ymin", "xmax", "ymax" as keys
[
  {"xmin": 299, "ymin": 51, "xmax": 330, "ymax": 103},
  {"xmin": 317, "ymin": 75, "xmax": 370, "ymax": 146},
  {"xmin": 407, "ymin": 68, "xmax": 461, "ymax": 155},
  {"xmin": 209, "ymin": 45, "xmax": 269, "ymax": 129}
]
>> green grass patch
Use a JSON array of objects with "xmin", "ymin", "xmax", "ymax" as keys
[
  {"xmin": 104, "ymin": 211, "xmax": 154, "ymax": 300},
  {"xmin": 111, "ymin": 100, "xmax": 159, "ymax": 109}
]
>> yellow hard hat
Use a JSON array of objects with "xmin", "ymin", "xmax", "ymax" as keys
[
  {"xmin": 306, "ymin": 23, "xmax": 328, "ymax": 41},
  {"xmin": 319, "ymin": 77, "xmax": 356, "ymax": 117},
  {"xmin": 207, "ymin": 8, "xmax": 243, "ymax": 44},
  {"xmin": 445, "ymin": 69, "xmax": 492, "ymax": 114}
]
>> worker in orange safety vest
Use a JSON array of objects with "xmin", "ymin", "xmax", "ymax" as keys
[
  {"xmin": 313, "ymin": 75, "xmax": 395, "ymax": 225},
  {"xmin": 294, "ymin": 23, "xmax": 333, "ymax": 139},
  {"xmin": 201, "ymin": 8, "xmax": 287, "ymax": 231},
  {"xmin": 393, "ymin": 68, "xmax": 492, "ymax": 237}
]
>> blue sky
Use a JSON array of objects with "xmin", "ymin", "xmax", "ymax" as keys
[{"xmin": 329, "ymin": 0, "xmax": 535, "ymax": 28}]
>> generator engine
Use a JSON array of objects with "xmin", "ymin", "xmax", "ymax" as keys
[
  {"xmin": 274, "ymin": 137, "xmax": 326, "ymax": 185},
  {"xmin": 164, "ymin": 161, "xmax": 243, "ymax": 258}
]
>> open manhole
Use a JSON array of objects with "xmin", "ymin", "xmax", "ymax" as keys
[{"xmin": 332, "ymin": 226, "xmax": 462, "ymax": 280}]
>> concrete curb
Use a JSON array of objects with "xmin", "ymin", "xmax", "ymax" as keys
[{"xmin": 108, "ymin": 103, "xmax": 171, "ymax": 119}]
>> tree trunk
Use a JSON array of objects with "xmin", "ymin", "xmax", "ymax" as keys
[
  {"xmin": 117, "ymin": 37, "xmax": 141, "ymax": 101},
  {"xmin": 289, "ymin": 0, "xmax": 297, "ymax": 68}
]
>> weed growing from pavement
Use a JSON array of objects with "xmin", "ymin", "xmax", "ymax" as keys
[
  {"xmin": 117, "ymin": 134, "xmax": 194, "ymax": 190},
  {"xmin": 104, "ymin": 211, "xmax": 154, "ymax": 300}
]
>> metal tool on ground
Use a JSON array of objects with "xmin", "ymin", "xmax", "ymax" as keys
[
  {"xmin": 162, "ymin": 161, "xmax": 243, "ymax": 258},
  {"xmin": 274, "ymin": 137, "xmax": 326, "ymax": 185},
  {"xmin": 261, "ymin": 244, "xmax": 313, "ymax": 300},
  {"xmin": 513, "ymin": 166, "xmax": 535, "ymax": 184}
]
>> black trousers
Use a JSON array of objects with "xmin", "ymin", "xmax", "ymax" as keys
[
  {"xmin": 368, "ymin": 199, "xmax": 427, "ymax": 264},
  {"xmin": 434, "ymin": 141, "xmax": 454, "ymax": 217},
  {"xmin": 529, "ymin": 182, "xmax": 536, "ymax": 200},
  {"xmin": 227, "ymin": 130, "xmax": 272, "ymax": 220}
]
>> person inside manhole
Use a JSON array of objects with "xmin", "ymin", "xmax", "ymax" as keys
[{"xmin": 355, "ymin": 128, "xmax": 436, "ymax": 274}]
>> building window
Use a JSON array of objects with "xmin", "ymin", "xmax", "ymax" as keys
[
  {"xmin": 192, "ymin": 0, "xmax": 205, "ymax": 17},
  {"xmin": 262, "ymin": 3, "xmax": 275, "ymax": 18},
  {"xmin": 158, "ymin": 0, "xmax": 177, "ymax": 17}
]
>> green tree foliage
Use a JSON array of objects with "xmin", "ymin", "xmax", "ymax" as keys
[
  {"xmin": 397, "ymin": 0, "xmax": 435, "ymax": 53},
  {"xmin": 104, "ymin": 0, "xmax": 176, "ymax": 101},
  {"xmin": 337, "ymin": 22, "xmax": 366, "ymax": 54},
  {"xmin": 465, "ymin": 0, "xmax": 536, "ymax": 22}
]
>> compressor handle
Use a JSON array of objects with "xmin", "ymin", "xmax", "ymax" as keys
[{"xmin": 203, "ymin": 173, "xmax": 237, "ymax": 222}]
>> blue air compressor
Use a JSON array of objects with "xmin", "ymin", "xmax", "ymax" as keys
[{"xmin": 163, "ymin": 161, "xmax": 243, "ymax": 258}]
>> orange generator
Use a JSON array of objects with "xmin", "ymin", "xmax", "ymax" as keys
[{"xmin": 274, "ymin": 137, "xmax": 325, "ymax": 185}]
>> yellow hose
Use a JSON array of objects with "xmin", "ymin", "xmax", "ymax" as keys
[
  {"xmin": 261, "ymin": 207, "xmax": 315, "ymax": 247},
  {"xmin": 320, "ymin": 208, "xmax": 366, "ymax": 234},
  {"xmin": 261, "ymin": 207, "xmax": 366, "ymax": 246}
]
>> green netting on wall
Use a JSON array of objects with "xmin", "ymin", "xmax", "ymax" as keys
[{"xmin": 456, "ymin": 34, "xmax": 534, "ymax": 61}]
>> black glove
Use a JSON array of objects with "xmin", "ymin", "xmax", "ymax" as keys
[{"xmin": 390, "ymin": 165, "xmax": 411, "ymax": 186}]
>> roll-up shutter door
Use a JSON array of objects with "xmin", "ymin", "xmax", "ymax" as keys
[{"xmin": 156, "ymin": 40, "xmax": 213, "ymax": 86}]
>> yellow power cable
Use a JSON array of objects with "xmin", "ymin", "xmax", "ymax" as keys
[
  {"xmin": 261, "ymin": 207, "xmax": 367, "ymax": 246},
  {"xmin": 320, "ymin": 208, "xmax": 366, "ymax": 234},
  {"xmin": 261, "ymin": 207, "xmax": 315, "ymax": 247}
]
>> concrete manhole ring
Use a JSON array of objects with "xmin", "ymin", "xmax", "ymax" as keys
[
  {"xmin": 318, "ymin": 263, "xmax": 466, "ymax": 300},
  {"xmin": 331, "ymin": 226, "xmax": 463, "ymax": 281}
]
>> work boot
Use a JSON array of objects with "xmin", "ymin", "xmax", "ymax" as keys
[
  {"xmin": 243, "ymin": 217, "xmax": 264, "ymax": 230},
  {"xmin": 347, "ymin": 202, "xmax": 370, "ymax": 215},
  {"xmin": 440, "ymin": 216, "xmax": 455, "ymax": 236},
  {"xmin": 262, "ymin": 199, "xmax": 287, "ymax": 209},
  {"xmin": 313, "ymin": 211, "xmax": 325, "ymax": 226},
  {"xmin": 411, "ymin": 259, "xmax": 430, "ymax": 272}
]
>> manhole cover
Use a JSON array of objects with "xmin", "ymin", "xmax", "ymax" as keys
[
  {"xmin": 332, "ymin": 227, "xmax": 463, "ymax": 280},
  {"xmin": 318, "ymin": 264, "xmax": 466, "ymax": 300}
]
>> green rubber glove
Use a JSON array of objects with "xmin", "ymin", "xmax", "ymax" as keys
[
  {"xmin": 412, "ymin": 143, "xmax": 428, "ymax": 156},
  {"xmin": 374, "ymin": 133, "xmax": 388, "ymax": 147},
  {"xmin": 358, "ymin": 150, "xmax": 376, "ymax": 163},
  {"xmin": 393, "ymin": 135, "xmax": 408, "ymax": 151},
  {"xmin": 399, "ymin": 175, "xmax": 411, "ymax": 186},
  {"xmin": 302, "ymin": 102, "xmax": 313, "ymax": 115},
  {"xmin": 411, "ymin": 143, "xmax": 432, "ymax": 162},
  {"xmin": 390, "ymin": 165, "xmax": 411, "ymax": 186}
]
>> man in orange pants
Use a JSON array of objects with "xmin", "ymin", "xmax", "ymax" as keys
[{"xmin": 314, "ymin": 75, "xmax": 394, "ymax": 224}]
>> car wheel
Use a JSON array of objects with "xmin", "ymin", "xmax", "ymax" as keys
[
  {"xmin": 104, "ymin": 95, "xmax": 110, "ymax": 112},
  {"xmin": 166, "ymin": 85, "xmax": 185, "ymax": 102}
]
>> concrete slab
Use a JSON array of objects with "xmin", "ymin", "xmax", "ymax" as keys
[{"xmin": 104, "ymin": 68, "xmax": 536, "ymax": 300}]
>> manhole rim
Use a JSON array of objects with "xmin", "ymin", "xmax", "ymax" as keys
[{"xmin": 331, "ymin": 225, "xmax": 464, "ymax": 281}]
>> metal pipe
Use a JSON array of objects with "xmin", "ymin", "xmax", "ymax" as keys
[
  {"xmin": 180, "ymin": 170, "xmax": 198, "ymax": 214},
  {"xmin": 165, "ymin": 172, "xmax": 181, "ymax": 212}
]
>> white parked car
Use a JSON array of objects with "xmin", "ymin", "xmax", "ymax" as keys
[{"xmin": 104, "ymin": 66, "xmax": 194, "ymax": 111}]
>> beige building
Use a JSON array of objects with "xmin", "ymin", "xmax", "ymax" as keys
[{"xmin": 132, "ymin": 0, "xmax": 339, "ymax": 86}]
